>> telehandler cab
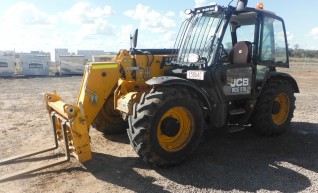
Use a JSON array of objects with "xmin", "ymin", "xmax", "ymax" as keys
[{"xmin": 0, "ymin": 0, "xmax": 299, "ymax": 181}]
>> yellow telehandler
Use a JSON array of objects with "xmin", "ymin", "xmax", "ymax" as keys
[{"xmin": 0, "ymin": 0, "xmax": 299, "ymax": 181}]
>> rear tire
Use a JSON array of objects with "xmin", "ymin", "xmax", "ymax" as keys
[
  {"xmin": 127, "ymin": 86, "xmax": 204, "ymax": 166},
  {"xmin": 251, "ymin": 80, "xmax": 296, "ymax": 136},
  {"xmin": 92, "ymin": 95, "xmax": 127, "ymax": 134}
]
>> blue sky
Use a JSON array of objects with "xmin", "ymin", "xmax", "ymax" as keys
[{"xmin": 0, "ymin": 0, "xmax": 317, "ymax": 56}]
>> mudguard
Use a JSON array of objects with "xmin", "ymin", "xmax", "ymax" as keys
[
  {"xmin": 269, "ymin": 72, "xmax": 300, "ymax": 93},
  {"xmin": 146, "ymin": 76, "xmax": 213, "ymax": 109}
]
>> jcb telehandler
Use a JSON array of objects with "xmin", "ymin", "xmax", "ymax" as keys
[{"xmin": 0, "ymin": 0, "xmax": 299, "ymax": 181}]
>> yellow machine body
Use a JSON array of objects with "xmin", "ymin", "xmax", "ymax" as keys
[{"xmin": 44, "ymin": 49, "xmax": 174, "ymax": 162}]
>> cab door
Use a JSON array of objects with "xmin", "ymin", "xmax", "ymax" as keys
[
  {"xmin": 214, "ymin": 11, "xmax": 258, "ymax": 101},
  {"xmin": 254, "ymin": 13, "xmax": 289, "ymax": 95}
]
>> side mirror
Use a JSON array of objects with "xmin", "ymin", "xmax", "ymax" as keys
[
  {"xmin": 236, "ymin": 0, "xmax": 248, "ymax": 11},
  {"xmin": 130, "ymin": 29, "xmax": 138, "ymax": 49}
]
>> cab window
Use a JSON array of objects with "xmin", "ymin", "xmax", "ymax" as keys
[
  {"xmin": 260, "ymin": 15, "xmax": 288, "ymax": 66},
  {"xmin": 236, "ymin": 24, "xmax": 255, "ymax": 42},
  {"xmin": 219, "ymin": 12, "xmax": 257, "ymax": 64}
]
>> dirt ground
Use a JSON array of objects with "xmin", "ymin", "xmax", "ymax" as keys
[{"xmin": 0, "ymin": 63, "xmax": 317, "ymax": 193}]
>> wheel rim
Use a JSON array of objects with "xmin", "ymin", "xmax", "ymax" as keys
[
  {"xmin": 272, "ymin": 93, "xmax": 290, "ymax": 125},
  {"xmin": 157, "ymin": 107, "xmax": 194, "ymax": 152}
]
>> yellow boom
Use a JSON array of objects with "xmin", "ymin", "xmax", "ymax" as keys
[{"xmin": 45, "ymin": 62, "xmax": 121, "ymax": 162}]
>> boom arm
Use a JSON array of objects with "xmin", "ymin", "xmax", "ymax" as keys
[{"xmin": 45, "ymin": 62, "xmax": 121, "ymax": 162}]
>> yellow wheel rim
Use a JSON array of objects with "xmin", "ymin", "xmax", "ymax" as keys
[
  {"xmin": 272, "ymin": 93, "xmax": 290, "ymax": 125},
  {"xmin": 157, "ymin": 107, "xmax": 194, "ymax": 152}
]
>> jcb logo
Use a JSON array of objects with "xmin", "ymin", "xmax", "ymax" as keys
[{"xmin": 230, "ymin": 78, "xmax": 249, "ymax": 87}]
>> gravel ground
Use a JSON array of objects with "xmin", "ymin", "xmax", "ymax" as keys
[{"xmin": 0, "ymin": 63, "xmax": 317, "ymax": 193}]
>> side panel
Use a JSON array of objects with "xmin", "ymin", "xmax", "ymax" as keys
[{"xmin": 133, "ymin": 54, "xmax": 173, "ymax": 81}]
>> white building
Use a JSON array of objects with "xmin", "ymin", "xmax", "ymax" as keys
[
  {"xmin": 59, "ymin": 55, "xmax": 86, "ymax": 75},
  {"xmin": 20, "ymin": 52, "xmax": 51, "ymax": 76},
  {"xmin": 0, "ymin": 51, "xmax": 17, "ymax": 76}
]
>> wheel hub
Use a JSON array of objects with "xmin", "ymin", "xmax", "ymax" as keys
[
  {"xmin": 157, "ymin": 107, "xmax": 193, "ymax": 152},
  {"xmin": 160, "ymin": 117, "xmax": 180, "ymax": 137},
  {"xmin": 272, "ymin": 101, "xmax": 281, "ymax": 114}
]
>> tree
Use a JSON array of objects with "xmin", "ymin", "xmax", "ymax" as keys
[{"xmin": 294, "ymin": 44, "xmax": 300, "ymax": 50}]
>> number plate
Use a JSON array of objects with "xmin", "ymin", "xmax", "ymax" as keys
[{"xmin": 187, "ymin": 70, "xmax": 205, "ymax": 80}]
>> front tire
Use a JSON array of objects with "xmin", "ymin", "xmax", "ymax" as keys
[
  {"xmin": 92, "ymin": 95, "xmax": 127, "ymax": 134},
  {"xmin": 251, "ymin": 80, "xmax": 296, "ymax": 136},
  {"xmin": 127, "ymin": 86, "xmax": 204, "ymax": 166}
]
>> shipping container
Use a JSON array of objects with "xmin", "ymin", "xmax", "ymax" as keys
[
  {"xmin": 0, "ymin": 52, "xmax": 16, "ymax": 77},
  {"xmin": 20, "ymin": 53, "xmax": 50, "ymax": 76},
  {"xmin": 59, "ymin": 55, "xmax": 85, "ymax": 75}
]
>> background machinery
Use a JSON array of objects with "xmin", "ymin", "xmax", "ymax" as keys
[{"xmin": 1, "ymin": 0, "xmax": 299, "ymax": 180}]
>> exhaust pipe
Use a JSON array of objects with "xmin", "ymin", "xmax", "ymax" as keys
[{"xmin": 236, "ymin": 0, "xmax": 248, "ymax": 11}]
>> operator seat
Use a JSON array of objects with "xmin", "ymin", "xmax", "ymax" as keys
[{"xmin": 229, "ymin": 41, "xmax": 252, "ymax": 65}]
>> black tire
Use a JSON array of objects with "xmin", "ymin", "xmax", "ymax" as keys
[
  {"xmin": 251, "ymin": 80, "xmax": 296, "ymax": 136},
  {"xmin": 92, "ymin": 95, "xmax": 128, "ymax": 134},
  {"xmin": 127, "ymin": 86, "xmax": 204, "ymax": 166}
]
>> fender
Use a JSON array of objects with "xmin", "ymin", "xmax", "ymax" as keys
[
  {"xmin": 269, "ymin": 72, "xmax": 300, "ymax": 93},
  {"xmin": 146, "ymin": 76, "xmax": 213, "ymax": 109}
]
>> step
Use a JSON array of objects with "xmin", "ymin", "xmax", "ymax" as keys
[
  {"xmin": 227, "ymin": 125, "xmax": 246, "ymax": 133},
  {"xmin": 229, "ymin": 108, "xmax": 246, "ymax": 115}
]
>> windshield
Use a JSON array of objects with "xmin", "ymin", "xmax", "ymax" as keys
[{"xmin": 172, "ymin": 11, "xmax": 225, "ymax": 66}]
